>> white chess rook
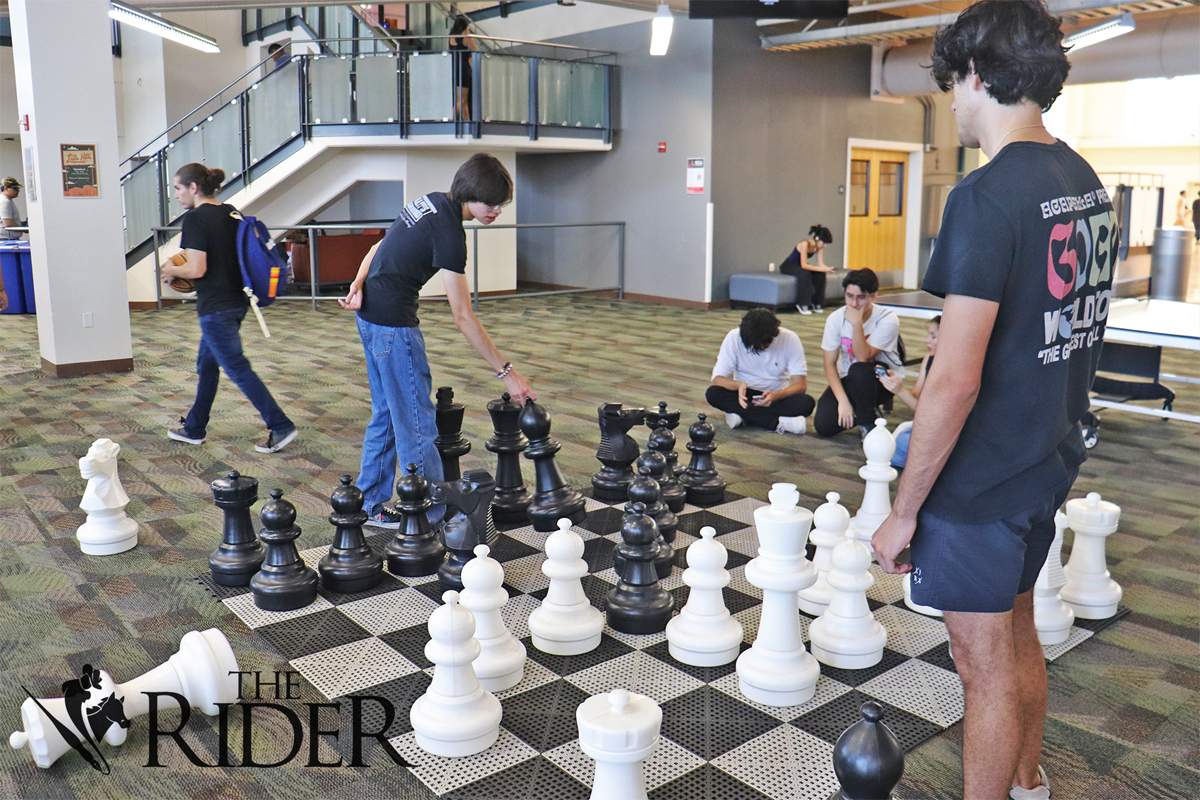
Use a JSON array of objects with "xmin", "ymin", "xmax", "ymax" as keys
[
  {"xmin": 528, "ymin": 518, "xmax": 604, "ymax": 656},
  {"xmin": 410, "ymin": 591, "xmax": 503, "ymax": 757},
  {"xmin": 808, "ymin": 516, "xmax": 887, "ymax": 669},
  {"xmin": 1060, "ymin": 492, "xmax": 1123, "ymax": 620},
  {"xmin": 798, "ymin": 492, "xmax": 849, "ymax": 616},
  {"xmin": 577, "ymin": 689, "xmax": 661, "ymax": 800},
  {"xmin": 76, "ymin": 438, "xmax": 139, "ymax": 555},
  {"xmin": 1033, "ymin": 511, "xmax": 1075, "ymax": 645},
  {"xmin": 850, "ymin": 419, "xmax": 897, "ymax": 551},
  {"xmin": 666, "ymin": 526, "xmax": 743, "ymax": 667},
  {"xmin": 9, "ymin": 628, "xmax": 239, "ymax": 769},
  {"xmin": 460, "ymin": 544, "xmax": 526, "ymax": 692},
  {"xmin": 903, "ymin": 572, "xmax": 943, "ymax": 618},
  {"xmin": 737, "ymin": 483, "xmax": 821, "ymax": 706}
]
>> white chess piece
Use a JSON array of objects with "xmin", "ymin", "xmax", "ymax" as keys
[
  {"xmin": 1060, "ymin": 493, "xmax": 1123, "ymax": 619},
  {"xmin": 808, "ymin": 519, "xmax": 888, "ymax": 669},
  {"xmin": 798, "ymin": 492, "xmax": 850, "ymax": 616},
  {"xmin": 460, "ymin": 544, "xmax": 526, "ymax": 692},
  {"xmin": 850, "ymin": 419, "xmax": 897, "ymax": 551},
  {"xmin": 665, "ymin": 526, "xmax": 743, "ymax": 667},
  {"xmin": 76, "ymin": 438, "xmax": 139, "ymax": 555},
  {"xmin": 903, "ymin": 573, "xmax": 943, "ymax": 618},
  {"xmin": 10, "ymin": 629, "xmax": 239, "ymax": 769},
  {"xmin": 410, "ymin": 591, "xmax": 502, "ymax": 757},
  {"xmin": 577, "ymin": 688, "xmax": 661, "ymax": 800},
  {"xmin": 528, "ymin": 518, "xmax": 604, "ymax": 656},
  {"xmin": 736, "ymin": 483, "xmax": 820, "ymax": 706},
  {"xmin": 1033, "ymin": 511, "xmax": 1074, "ymax": 645}
]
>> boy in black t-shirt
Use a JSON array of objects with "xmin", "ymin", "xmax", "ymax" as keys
[
  {"xmin": 162, "ymin": 163, "xmax": 297, "ymax": 453},
  {"xmin": 338, "ymin": 154, "xmax": 533, "ymax": 528},
  {"xmin": 871, "ymin": 3, "xmax": 1114, "ymax": 799}
]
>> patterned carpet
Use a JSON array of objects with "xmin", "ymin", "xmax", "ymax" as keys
[{"xmin": 0, "ymin": 295, "xmax": 1196, "ymax": 799}]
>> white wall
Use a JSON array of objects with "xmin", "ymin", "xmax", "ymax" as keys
[
  {"xmin": 116, "ymin": 26, "xmax": 169, "ymax": 161},
  {"xmin": 159, "ymin": 10, "xmax": 248, "ymax": 129},
  {"xmin": 476, "ymin": 1, "xmax": 654, "ymax": 43}
]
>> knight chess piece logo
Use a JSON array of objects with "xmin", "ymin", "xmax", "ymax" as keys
[{"xmin": 21, "ymin": 665, "xmax": 131, "ymax": 774}]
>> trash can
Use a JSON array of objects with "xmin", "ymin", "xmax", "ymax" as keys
[
  {"xmin": 1150, "ymin": 228, "xmax": 1192, "ymax": 302},
  {"xmin": 0, "ymin": 242, "xmax": 28, "ymax": 314}
]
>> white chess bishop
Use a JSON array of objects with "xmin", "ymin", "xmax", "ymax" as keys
[
  {"xmin": 1033, "ymin": 511, "xmax": 1074, "ymax": 645},
  {"xmin": 1060, "ymin": 492, "xmax": 1123, "ymax": 620},
  {"xmin": 76, "ymin": 438, "xmax": 139, "ymax": 555},
  {"xmin": 808, "ymin": 514, "xmax": 888, "ymax": 669},
  {"xmin": 850, "ymin": 419, "xmax": 897, "ymax": 551},
  {"xmin": 10, "ymin": 628, "xmax": 239, "ymax": 769},
  {"xmin": 528, "ymin": 518, "xmax": 604, "ymax": 656},
  {"xmin": 665, "ymin": 526, "xmax": 743, "ymax": 667},
  {"xmin": 459, "ymin": 544, "xmax": 526, "ymax": 692},
  {"xmin": 577, "ymin": 688, "xmax": 661, "ymax": 800},
  {"xmin": 798, "ymin": 492, "xmax": 850, "ymax": 617}
]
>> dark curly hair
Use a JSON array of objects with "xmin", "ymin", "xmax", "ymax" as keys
[
  {"xmin": 930, "ymin": 0, "xmax": 1070, "ymax": 112},
  {"xmin": 739, "ymin": 309, "xmax": 781, "ymax": 354},
  {"xmin": 808, "ymin": 224, "xmax": 833, "ymax": 245}
]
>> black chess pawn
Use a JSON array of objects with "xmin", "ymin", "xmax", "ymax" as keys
[
  {"xmin": 251, "ymin": 489, "xmax": 319, "ymax": 611},
  {"xmin": 434, "ymin": 386, "xmax": 471, "ymax": 482},
  {"xmin": 209, "ymin": 470, "xmax": 265, "ymax": 587},
  {"xmin": 519, "ymin": 398, "xmax": 587, "ymax": 532},
  {"xmin": 486, "ymin": 392, "xmax": 530, "ymax": 525},
  {"xmin": 386, "ymin": 464, "xmax": 446, "ymax": 577},
  {"xmin": 644, "ymin": 431, "xmax": 687, "ymax": 513},
  {"xmin": 319, "ymin": 475, "xmax": 384, "ymax": 594},
  {"xmin": 591, "ymin": 403, "xmax": 647, "ymax": 502},
  {"xmin": 613, "ymin": 458, "xmax": 676, "ymax": 580},
  {"xmin": 645, "ymin": 402, "xmax": 683, "ymax": 476},
  {"xmin": 605, "ymin": 502, "xmax": 675, "ymax": 634},
  {"xmin": 679, "ymin": 413, "xmax": 727, "ymax": 506},
  {"xmin": 433, "ymin": 470, "xmax": 497, "ymax": 591},
  {"xmin": 828, "ymin": 701, "xmax": 905, "ymax": 800}
]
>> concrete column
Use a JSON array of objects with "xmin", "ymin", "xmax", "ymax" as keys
[{"xmin": 9, "ymin": 0, "xmax": 134, "ymax": 376}]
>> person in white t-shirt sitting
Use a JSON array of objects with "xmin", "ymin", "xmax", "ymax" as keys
[
  {"xmin": 815, "ymin": 268, "xmax": 904, "ymax": 438},
  {"xmin": 706, "ymin": 308, "xmax": 815, "ymax": 435}
]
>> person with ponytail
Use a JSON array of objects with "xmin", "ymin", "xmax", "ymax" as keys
[
  {"xmin": 779, "ymin": 224, "xmax": 835, "ymax": 314},
  {"xmin": 162, "ymin": 162, "xmax": 298, "ymax": 453}
]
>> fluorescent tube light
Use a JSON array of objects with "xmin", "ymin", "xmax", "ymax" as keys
[
  {"xmin": 1063, "ymin": 12, "xmax": 1134, "ymax": 51},
  {"xmin": 650, "ymin": 3, "xmax": 674, "ymax": 56},
  {"xmin": 109, "ymin": 1, "xmax": 220, "ymax": 53}
]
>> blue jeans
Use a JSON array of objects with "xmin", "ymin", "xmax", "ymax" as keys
[
  {"xmin": 356, "ymin": 317, "xmax": 444, "ymax": 524},
  {"xmin": 183, "ymin": 307, "xmax": 294, "ymax": 440}
]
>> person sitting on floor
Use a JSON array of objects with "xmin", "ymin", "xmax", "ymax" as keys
[
  {"xmin": 705, "ymin": 308, "xmax": 815, "ymax": 435},
  {"xmin": 879, "ymin": 315, "xmax": 939, "ymax": 467}
]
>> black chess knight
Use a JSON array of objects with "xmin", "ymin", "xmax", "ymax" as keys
[
  {"xmin": 432, "ymin": 470, "xmax": 498, "ymax": 591},
  {"xmin": 591, "ymin": 403, "xmax": 647, "ymax": 502}
]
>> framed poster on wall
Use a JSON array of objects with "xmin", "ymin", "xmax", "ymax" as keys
[{"xmin": 60, "ymin": 144, "xmax": 99, "ymax": 197}]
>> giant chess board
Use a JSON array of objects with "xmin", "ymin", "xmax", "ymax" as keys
[{"xmin": 199, "ymin": 491, "xmax": 1126, "ymax": 800}]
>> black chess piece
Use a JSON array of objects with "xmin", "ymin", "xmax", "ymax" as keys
[
  {"xmin": 613, "ymin": 458, "xmax": 676, "ymax": 580},
  {"xmin": 386, "ymin": 464, "xmax": 446, "ymax": 577},
  {"xmin": 519, "ymin": 398, "xmax": 587, "ymax": 532},
  {"xmin": 645, "ymin": 402, "xmax": 683, "ymax": 476},
  {"xmin": 251, "ymin": 489, "xmax": 319, "ymax": 611},
  {"xmin": 209, "ymin": 470, "xmax": 265, "ymax": 587},
  {"xmin": 605, "ymin": 502, "xmax": 675, "ymax": 634},
  {"xmin": 679, "ymin": 413, "xmax": 727, "ymax": 506},
  {"xmin": 432, "ymin": 469, "xmax": 497, "ymax": 591},
  {"xmin": 434, "ymin": 386, "xmax": 471, "ymax": 482},
  {"xmin": 319, "ymin": 475, "xmax": 384, "ymax": 594},
  {"xmin": 644, "ymin": 432, "xmax": 687, "ymax": 513},
  {"xmin": 591, "ymin": 403, "xmax": 647, "ymax": 502},
  {"xmin": 486, "ymin": 392, "xmax": 530, "ymax": 525},
  {"xmin": 828, "ymin": 701, "xmax": 905, "ymax": 800}
]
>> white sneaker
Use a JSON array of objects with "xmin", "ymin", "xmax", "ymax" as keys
[
  {"xmin": 775, "ymin": 416, "xmax": 807, "ymax": 435},
  {"xmin": 1009, "ymin": 765, "xmax": 1051, "ymax": 800},
  {"xmin": 796, "ymin": 304, "xmax": 813, "ymax": 315},
  {"xmin": 725, "ymin": 412, "xmax": 743, "ymax": 429}
]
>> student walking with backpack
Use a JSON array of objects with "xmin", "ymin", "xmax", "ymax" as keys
[{"xmin": 161, "ymin": 163, "xmax": 298, "ymax": 453}]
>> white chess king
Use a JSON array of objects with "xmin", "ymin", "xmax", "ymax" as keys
[{"xmin": 76, "ymin": 438, "xmax": 139, "ymax": 555}]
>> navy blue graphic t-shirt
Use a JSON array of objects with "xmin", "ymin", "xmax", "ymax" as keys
[{"xmin": 921, "ymin": 140, "xmax": 1118, "ymax": 522}]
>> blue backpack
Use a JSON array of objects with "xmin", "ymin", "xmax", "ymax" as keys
[{"xmin": 232, "ymin": 211, "xmax": 289, "ymax": 308}]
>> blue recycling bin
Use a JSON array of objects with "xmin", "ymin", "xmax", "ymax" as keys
[{"xmin": 0, "ymin": 241, "xmax": 29, "ymax": 315}]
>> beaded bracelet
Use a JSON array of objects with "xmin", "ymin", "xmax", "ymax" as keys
[{"xmin": 497, "ymin": 361, "xmax": 513, "ymax": 379}]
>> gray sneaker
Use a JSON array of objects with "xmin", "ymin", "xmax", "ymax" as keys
[
  {"xmin": 255, "ymin": 428, "xmax": 299, "ymax": 454},
  {"xmin": 364, "ymin": 507, "xmax": 403, "ymax": 530}
]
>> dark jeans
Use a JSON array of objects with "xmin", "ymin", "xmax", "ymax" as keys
[
  {"xmin": 705, "ymin": 385, "xmax": 816, "ymax": 430},
  {"xmin": 814, "ymin": 361, "xmax": 892, "ymax": 437},
  {"xmin": 781, "ymin": 264, "xmax": 827, "ymax": 308},
  {"xmin": 183, "ymin": 307, "xmax": 293, "ymax": 439}
]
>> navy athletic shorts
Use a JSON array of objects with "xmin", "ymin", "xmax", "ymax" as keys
[{"xmin": 908, "ymin": 469, "xmax": 1078, "ymax": 614}]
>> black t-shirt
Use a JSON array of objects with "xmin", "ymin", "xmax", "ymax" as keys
[
  {"xmin": 921, "ymin": 140, "xmax": 1118, "ymax": 522},
  {"xmin": 179, "ymin": 203, "xmax": 246, "ymax": 317},
  {"xmin": 358, "ymin": 193, "xmax": 467, "ymax": 328}
]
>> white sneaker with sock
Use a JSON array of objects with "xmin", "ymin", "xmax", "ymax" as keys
[
  {"xmin": 725, "ymin": 412, "xmax": 743, "ymax": 429},
  {"xmin": 775, "ymin": 416, "xmax": 807, "ymax": 435},
  {"xmin": 1009, "ymin": 765, "xmax": 1051, "ymax": 800}
]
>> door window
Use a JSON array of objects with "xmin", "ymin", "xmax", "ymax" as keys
[
  {"xmin": 878, "ymin": 161, "xmax": 904, "ymax": 216},
  {"xmin": 850, "ymin": 160, "xmax": 870, "ymax": 216}
]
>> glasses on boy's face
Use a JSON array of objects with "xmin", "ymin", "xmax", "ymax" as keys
[{"xmin": 844, "ymin": 291, "xmax": 871, "ymax": 305}]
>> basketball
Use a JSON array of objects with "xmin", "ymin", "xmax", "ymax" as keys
[{"xmin": 167, "ymin": 252, "xmax": 195, "ymax": 293}]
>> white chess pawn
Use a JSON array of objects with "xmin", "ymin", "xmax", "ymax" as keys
[
  {"xmin": 577, "ymin": 688, "xmax": 661, "ymax": 800},
  {"xmin": 736, "ymin": 483, "xmax": 820, "ymax": 706},
  {"xmin": 10, "ymin": 629, "xmax": 239, "ymax": 769},
  {"xmin": 410, "ymin": 591, "xmax": 502, "ymax": 757},
  {"xmin": 665, "ymin": 526, "xmax": 743, "ymax": 667},
  {"xmin": 460, "ymin": 544, "xmax": 526, "ymax": 692},
  {"xmin": 808, "ymin": 520, "xmax": 888, "ymax": 669},
  {"xmin": 76, "ymin": 438, "xmax": 139, "ymax": 555},
  {"xmin": 798, "ymin": 492, "xmax": 850, "ymax": 616},
  {"xmin": 1033, "ymin": 511, "xmax": 1074, "ymax": 645},
  {"xmin": 903, "ymin": 573, "xmax": 943, "ymax": 618},
  {"xmin": 1060, "ymin": 493, "xmax": 1123, "ymax": 619},
  {"xmin": 850, "ymin": 419, "xmax": 897, "ymax": 551},
  {"xmin": 528, "ymin": 518, "xmax": 604, "ymax": 656}
]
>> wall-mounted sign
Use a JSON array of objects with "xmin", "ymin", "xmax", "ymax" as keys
[
  {"xmin": 60, "ymin": 143, "xmax": 99, "ymax": 198},
  {"xmin": 658, "ymin": 142, "xmax": 667, "ymax": 153},
  {"xmin": 687, "ymin": 158, "xmax": 705, "ymax": 195},
  {"xmin": 23, "ymin": 147, "xmax": 37, "ymax": 203}
]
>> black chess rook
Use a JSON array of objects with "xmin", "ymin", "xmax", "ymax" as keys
[
  {"xmin": 645, "ymin": 401, "xmax": 683, "ymax": 477},
  {"xmin": 680, "ymin": 413, "xmax": 727, "ymax": 506},
  {"xmin": 828, "ymin": 701, "xmax": 905, "ymax": 800},
  {"xmin": 519, "ymin": 399, "xmax": 586, "ymax": 532},
  {"xmin": 209, "ymin": 470, "xmax": 265, "ymax": 587},
  {"xmin": 251, "ymin": 489, "xmax": 319, "ymax": 611},
  {"xmin": 434, "ymin": 386, "xmax": 471, "ymax": 482},
  {"xmin": 386, "ymin": 464, "xmax": 446, "ymax": 577},
  {"xmin": 486, "ymin": 392, "xmax": 531, "ymax": 525},
  {"xmin": 613, "ymin": 457, "xmax": 675, "ymax": 581},
  {"xmin": 605, "ymin": 501, "xmax": 675, "ymax": 634},
  {"xmin": 591, "ymin": 403, "xmax": 647, "ymax": 503},
  {"xmin": 319, "ymin": 475, "xmax": 384, "ymax": 594},
  {"xmin": 434, "ymin": 470, "xmax": 497, "ymax": 591}
]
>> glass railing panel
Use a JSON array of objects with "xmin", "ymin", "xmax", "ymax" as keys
[
  {"xmin": 408, "ymin": 51, "xmax": 453, "ymax": 122},
  {"xmin": 355, "ymin": 55, "xmax": 400, "ymax": 123},
  {"xmin": 203, "ymin": 100, "xmax": 242, "ymax": 180},
  {"xmin": 121, "ymin": 157, "xmax": 160, "ymax": 251},
  {"xmin": 328, "ymin": 6, "xmax": 356, "ymax": 55},
  {"xmin": 303, "ymin": 5, "xmax": 322, "ymax": 33},
  {"xmin": 482, "ymin": 54, "xmax": 529, "ymax": 124},
  {"xmin": 248, "ymin": 61, "xmax": 301, "ymax": 165},
  {"xmin": 166, "ymin": 126, "xmax": 204, "ymax": 181},
  {"xmin": 538, "ymin": 59, "xmax": 571, "ymax": 126},
  {"xmin": 310, "ymin": 55, "xmax": 352, "ymax": 124},
  {"xmin": 570, "ymin": 63, "xmax": 606, "ymax": 128},
  {"xmin": 260, "ymin": 7, "xmax": 286, "ymax": 27}
]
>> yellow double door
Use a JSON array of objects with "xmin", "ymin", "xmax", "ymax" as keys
[{"xmin": 848, "ymin": 148, "xmax": 908, "ymax": 284}]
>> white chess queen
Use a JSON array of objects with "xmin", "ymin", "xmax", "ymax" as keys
[{"xmin": 77, "ymin": 438, "xmax": 139, "ymax": 555}]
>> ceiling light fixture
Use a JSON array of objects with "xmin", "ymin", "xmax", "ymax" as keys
[
  {"xmin": 1063, "ymin": 11, "xmax": 1135, "ymax": 51},
  {"xmin": 650, "ymin": 3, "xmax": 674, "ymax": 56},
  {"xmin": 109, "ymin": 1, "xmax": 220, "ymax": 53}
]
